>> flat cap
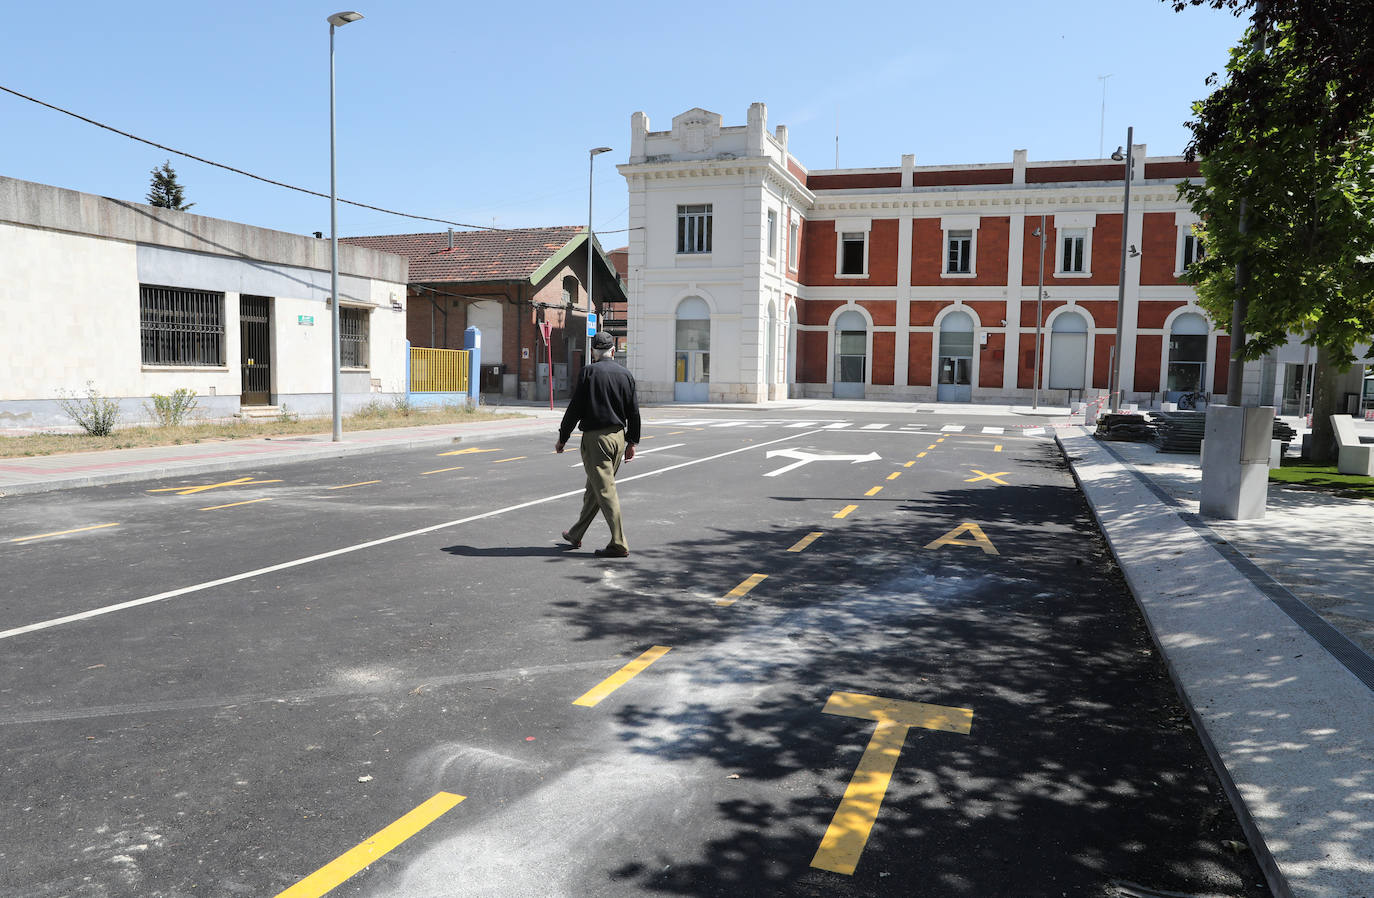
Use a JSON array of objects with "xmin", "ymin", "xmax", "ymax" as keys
[{"xmin": 591, "ymin": 331, "xmax": 615, "ymax": 350}]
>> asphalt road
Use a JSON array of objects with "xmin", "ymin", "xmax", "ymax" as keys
[{"xmin": 0, "ymin": 409, "xmax": 1272, "ymax": 898}]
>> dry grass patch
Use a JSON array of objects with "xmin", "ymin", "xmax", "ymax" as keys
[{"xmin": 0, "ymin": 405, "xmax": 522, "ymax": 458}]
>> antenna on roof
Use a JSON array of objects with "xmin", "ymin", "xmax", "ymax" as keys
[
  {"xmin": 835, "ymin": 108, "xmax": 839, "ymax": 169},
  {"xmin": 1098, "ymin": 74, "xmax": 1112, "ymax": 157}
]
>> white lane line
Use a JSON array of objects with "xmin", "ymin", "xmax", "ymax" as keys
[
  {"xmin": 709, "ymin": 421, "xmax": 751, "ymax": 428},
  {"xmin": 570, "ymin": 443, "xmax": 685, "ymax": 466},
  {"xmin": 861, "ymin": 424, "xmax": 889, "ymax": 430},
  {"xmin": 940, "ymin": 424, "xmax": 966, "ymax": 432},
  {"xmin": 786, "ymin": 422, "xmax": 819, "ymax": 428},
  {"xmin": 1, "ymin": 431, "xmax": 824, "ymax": 642},
  {"xmin": 982, "ymin": 426, "xmax": 1005, "ymax": 435},
  {"xmin": 1023, "ymin": 427, "xmax": 1045, "ymax": 436},
  {"xmin": 824, "ymin": 423, "xmax": 854, "ymax": 430}
]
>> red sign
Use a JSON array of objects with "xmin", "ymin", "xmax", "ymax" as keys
[{"xmin": 539, "ymin": 321, "xmax": 552, "ymax": 346}]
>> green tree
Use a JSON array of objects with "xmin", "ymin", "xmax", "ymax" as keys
[
  {"xmin": 1173, "ymin": 4, "xmax": 1374, "ymax": 460},
  {"xmin": 146, "ymin": 160, "xmax": 194, "ymax": 211}
]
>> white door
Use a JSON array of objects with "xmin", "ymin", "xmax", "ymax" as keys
[{"xmin": 1048, "ymin": 311, "xmax": 1088, "ymax": 391}]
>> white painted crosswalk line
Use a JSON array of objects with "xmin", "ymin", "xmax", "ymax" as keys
[
  {"xmin": 940, "ymin": 424, "xmax": 965, "ymax": 432},
  {"xmin": 1023, "ymin": 427, "xmax": 1045, "ymax": 436},
  {"xmin": 981, "ymin": 426, "xmax": 1004, "ymax": 435},
  {"xmin": 861, "ymin": 423, "xmax": 890, "ymax": 430},
  {"xmin": 786, "ymin": 422, "xmax": 819, "ymax": 428},
  {"xmin": 824, "ymin": 423, "xmax": 854, "ymax": 429},
  {"xmin": 710, "ymin": 421, "xmax": 751, "ymax": 428}
]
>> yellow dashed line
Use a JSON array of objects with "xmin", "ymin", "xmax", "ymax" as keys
[
  {"xmin": 788, "ymin": 532, "xmax": 824, "ymax": 553},
  {"xmin": 421, "ymin": 466, "xmax": 464, "ymax": 475},
  {"xmin": 716, "ymin": 573, "xmax": 769, "ymax": 607},
  {"xmin": 200, "ymin": 498, "xmax": 271, "ymax": 511},
  {"xmin": 917, "ymin": 452, "xmax": 928, "ymax": 458},
  {"xmin": 326, "ymin": 481, "xmax": 380, "ymax": 490},
  {"xmin": 994, "ymin": 445, "xmax": 1003, "ymax": 452},
  {"xmin": 887, "ymin": 472, "xmax": 901, "ymax": 481},
  {"xmin": 12, "ymin": 522, "xmax": 119, "ymax": 543},
  {"xmin": 572, "ymin": 646, "xmax": 672, "ymax": 707},
  {"xmin": 903, "ymin": 461, "xmax": 916, "ymax": 468},
  {"xmin": 492, "ymin": 457, "xmax": 526, "ymax": 463},
  {"xmin": 865, "ymin": 486, "xmax": 883, "ymax": 497},
  {"xmin": 834, "ymin": 505, "xmax": 858, "ymax": 519},
  {"xmin": 926, "ymin": 444, "xmax": 938, "ymax": 451}
]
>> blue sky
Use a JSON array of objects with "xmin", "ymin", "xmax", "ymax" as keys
[{"xmin": 1, "ymin": 1, "xmax": 1247, "ymax": 247}]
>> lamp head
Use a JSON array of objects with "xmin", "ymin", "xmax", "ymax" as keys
[
  {"xmin": 590, "ymin": 146, "xmax": 613, "ymax": 156},
  {"xmin": 1031, "ymin": 228, "xmax": 1041, "ymax": 237},
  {"xmin": 328, "ymin": 11, "xmax": 363, "ymax": 26},
  {"xmin": 1110, "ymin": 146, "xmax": 1124, "ymax": 161}
]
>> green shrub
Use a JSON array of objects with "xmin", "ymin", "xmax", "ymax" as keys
[
  {"xmin": 146, "ymin": 388, "xmax": 199, "ymax": 427},
  {"xmin": 276, "ymin": 404, "xmax": 299, "ymax": 424},
  {"xmin": 55, "ymin": 382, "xmax": 122, "ymax": 436},
  {"xmin": 391, "ymin": 395, "xmax": 416, "ymax": 416},
  {"xmin": 353, "ymin": 399, "xmax": 388, "ymax": 419}
]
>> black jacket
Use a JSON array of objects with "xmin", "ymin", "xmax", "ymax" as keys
[{"xmin": 558, "ymin": 358, "xmax": 641, "ymax": 445}]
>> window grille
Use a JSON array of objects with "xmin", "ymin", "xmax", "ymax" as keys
[
  {"xmin": 140, "ymin": 285, "xmax": 225, "ymax": 366},
  {"xmin": 677, "ymin": 204, "xmax": 713, "ymax": 254},
  {"xmin": 340, "ymin": 307, "xmax": 370, "ymax": 368}
]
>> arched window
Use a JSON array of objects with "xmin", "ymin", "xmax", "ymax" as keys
[
  {"xmin": 1048, "ymin": 310, "xmax": 1088, "ymax": 391},
  {"xmin": 1167, "ymin": 312, "xmax": 1208, "ymax": 398}
]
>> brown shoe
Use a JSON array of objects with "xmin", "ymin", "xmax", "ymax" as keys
[
  {"xmin": 561, "ymin": 530, "xmax": 581, "ymax": 549},
  {"xmin": 593, "ymin": 545, "xmax": 630, "ymax": 558}
]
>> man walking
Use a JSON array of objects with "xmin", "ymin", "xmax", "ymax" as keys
[{"xmin": 555, "ymin": 331, "xmax": 641, "ymax": 557}]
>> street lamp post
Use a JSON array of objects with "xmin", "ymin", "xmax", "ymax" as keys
[
  {"xmin": 327, "ymin": 10, "xmax": 363, "ymax": 442},
  {"xmin": 586, "ymin": 146, "xmax": 613, "ymax": 366},
  {"xmin": 1109, "ymin": 128, "xmax": 1133, "ymax": 413},
  {"xmin": 1031, "ymin": 214, "xmax": 1047, "ymax": 410}
]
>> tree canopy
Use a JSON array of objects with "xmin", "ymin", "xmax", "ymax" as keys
[
  {"xmin": 146, "ymin": 160, "xmax": 194, "ymax": 211},
  {"xmin": 1174, "ymin": 4, "xmax": 1374, "ymax": 365}
]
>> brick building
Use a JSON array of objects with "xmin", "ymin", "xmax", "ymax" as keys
[
  {"xmin": 618, "ymin": 103, "xmax": 1220, "ymax": 406},
  {"xmin": 343, "ymin": 227, "xmax": 626, "ymax": 401}
]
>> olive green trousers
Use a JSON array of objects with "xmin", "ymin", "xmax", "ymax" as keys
[{"xmin": 566, "ymin": 426, "xmax": 627, "ymax": 552}]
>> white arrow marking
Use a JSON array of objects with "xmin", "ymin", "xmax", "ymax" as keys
[{"xmin": 763, "ymin": 448, "xmax": 882, "ymax": 477}]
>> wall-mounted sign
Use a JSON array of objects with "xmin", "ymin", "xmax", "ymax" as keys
[{"xmin": 298, "ymin": 315, "xmax": 315, "ymax": 326}]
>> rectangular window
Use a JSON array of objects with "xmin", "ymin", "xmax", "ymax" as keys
[
  {"xmin": 1182, "ymin": 233, "xmax": 1205, "ymax": 267},
  {"xmin": 840, "ymin": 232, "xmax": 866, "ymax": 275},
  {"xmin": 677, "ymin": 204, "xmax": 713, "ymax": 254},
  {"xmin": 1060, "ymin": 229, "xmax": 1087, "ymax": 273},
  {"xmin": 946, "ymin": 230, "xmax": 973, "ymax": 274},
  {"xmin": 140, "ymin": 284, "xmax": 225, "ymax": 366},
  {"xmin": 340, "ymin": 307, "xmax": 370, "ymax": 368},
  {"xmin": 767, "ymin": 210, "xmax": 778, "ymax": 259},
  {"xmin": 788, "ymin": 221, "xmax": 799, "ymax": 269}
]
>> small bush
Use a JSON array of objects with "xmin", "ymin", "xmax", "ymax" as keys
[
  {"xmin": 353, "ymin": 399, "xmax": 388, "ymax": 419},
  {"xmin": 391, "ymin": 395, "xmax": 416, "ymax": 417},
  {"xmin": 55, "ymin": 382, "xmax": 122, "ymax": 436},
  {"xmin": 146, "ymin": 388, "xmax": 199, "ymax": 427},
  {"xmin": 276, "ymin": 404, "xmax": 299, "ymax": 424}
]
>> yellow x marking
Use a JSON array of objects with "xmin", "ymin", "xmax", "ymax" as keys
[
  {"xmin": 437, "ymin": 447, "xmax": 502, "ymax": 457},
  {"xmin": 965, "ymin": 470, "xmax": 1009, "ymax": 485},
  {"xmin": 148, "ymin": 476, "xmax": 282, "ymax": 496}
]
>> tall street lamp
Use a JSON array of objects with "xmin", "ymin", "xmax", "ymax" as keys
[
  {"xmin": 328, "ymin": 10, "xmax": 363, "ymax": 442},
  {"xmin": 1109, "ymin": 127, "xmax": 1134, "ymax": 413},
  {"xmin": 1031, "ymin": 214, "xmax": 1047, "ymax": 410},
  {"xmin": 586, "ymin": 146, "xmax": 613, "ymax": 366}
]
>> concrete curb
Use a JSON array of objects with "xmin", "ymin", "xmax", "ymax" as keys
[{"xmin": 1057, "ymin": 426, "xmax": 1374, "ymax": 898}]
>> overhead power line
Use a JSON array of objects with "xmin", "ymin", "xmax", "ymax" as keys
[{"xmin": 0, "ymin": 83, "xmax": 509, "ymax": 232}]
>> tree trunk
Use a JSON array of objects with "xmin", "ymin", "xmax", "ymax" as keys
[{"xmin": 1308, "ymin": 347, "xmax": 1364, "ymax": 463}]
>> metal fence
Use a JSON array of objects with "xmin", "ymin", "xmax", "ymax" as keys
[{"xmin": 410, "ymin": 347, "xmax": 469, "ymax": 393}]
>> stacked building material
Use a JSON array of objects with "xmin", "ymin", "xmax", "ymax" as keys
[
  {"xmin": 1095, "ymin": 413, "xmax": 1155, "ymax": 442},
  {"xmin": 1150, "ymin": 410, "xmax": 1208, "ymax": 453}
]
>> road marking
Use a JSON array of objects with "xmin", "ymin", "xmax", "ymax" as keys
[
  {"xmin": 0, "ymin": 429, "xmax": 827, "ymax": 642},
  {"xmin": 834, "ymin": 505, "xmax": 858, "ymax": 519},
  {"xmin": 326, "ymin": 481, "xmax": 381, "ymax": 490},
  {"xmin": 763, "ymin": 449, "xmax": 881, "ymax": 477},
  {"xmin": 12, "ymin": 522, "xmax": 119, "ymax": 543},
  {"xmin": 1023, "ymin": 427, "xmax": 1045, "ymax": 436},
  {"xmin": 917, "ymin": 452, "xmax": 928, "ymax": 458},
  {"xmin": 864, "ymin": 486, "xmax": 883, "ymax": 497},
  {"xmin": 200, "ymin": 498, "xmax": 271, "ymax": 511},
  {"xmin": 148, "ymin": 476, "xmax": 282, "ymax": 496},
  {"xmin": 787, "ymin": 532, "xmax": 824, "ymax": 553},
  {"xmin": 940, "ymin": 424, "xmax": 965, "ymax": 432},
  {"xmin": 886, "ymin": 472, "xmax": 901, "ymax": 481},
  {"xmin": 786, "ymin": 421, "xmax": 820, "ymax": 428},
  {"xmin": 572, "ymin": 646, "xmax": 672, "ymax": 707},
  {"xmin": 811, "ymin": 692, "xmax": 973, "ymax": 876},
  {"xmin": 716, "ymin": 573, "xmax": 768, "ymax": 607},
  {"xmin": 437, "ymin": 447, "xmax": 501, "ymax": 457},
  {"xmin": 493, "ymin": 456, "xmax": 525, "ymax": 463},
  {"xmin": 926, "ymin": 444, "xmax": 937, "ymax": 451},
  {"xmin": 965, "ymin": 470, "xmax": 1009, "ymax": 485},
  {"xmin": 903, "ymin": 461, "xmax": 916, "ymax": 468},
  {"xmin": 274, "ymin": 792, "xmax": 466, "ymax": 898},
  {"xmin": 981, "ymin": 426, "xmax": 1004, "ymax": 435},
  {"xmin": 936, "ymin": 437, "xmax": 946, "ymax": 443},
  {"xmin": 710, "ymin": 421, "xmax": 751, "ymax": 428},
  {"xmin": 925, "ymin": 522, "xmax": 999, "ymax": 555},
  {"xmin": 569, "ymin": 443, "xmax": 685, "ymax": 467},
  {"xmin": 420, "ymin": 466, "xmax": 464, "ymax": 475},
  {"xmin": 993, "ymin": 445, "xmax": 1002, "ymax": 453},
  {"xmin": 824, "ymin": 423, "xmax": 854, "ymax": 430},
  {"xmin": 861, "ymin": 423, "xmax": 889, "ymax": 430}
]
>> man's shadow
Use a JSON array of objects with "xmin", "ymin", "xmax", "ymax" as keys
[{"xmin": 441, "ymin": 544, "xmax": 572, "ymax": 558}]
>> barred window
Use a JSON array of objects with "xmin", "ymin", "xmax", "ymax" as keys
[
  {"xmin": 340, "ymin": 307, "xmax": 370, "ymax": 368},
  {"xmin": 140, "ymin": 285, "xmax": 225, "ymax": 366},
  {"xmin": 677, "ymin": 204, "xmax": 712, "ymax": 254}
]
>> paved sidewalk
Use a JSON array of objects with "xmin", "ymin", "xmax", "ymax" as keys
[{"xmin": 1060, "ymin": 426, "xmax": 1374, "ymax": 898}]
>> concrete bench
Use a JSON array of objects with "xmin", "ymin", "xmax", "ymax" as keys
[{"xmin": 1331, "ymin": 414, "xmax": 1374, "ymax": 476}]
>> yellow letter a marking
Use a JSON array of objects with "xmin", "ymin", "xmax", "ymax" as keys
[{"xmin": 924, "ymin": 522, "xmax": 999, "ymax": 555}]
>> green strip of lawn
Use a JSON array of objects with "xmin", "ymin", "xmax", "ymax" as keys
[{"xmin": 1271, "ymin": 460, "xmax": 1374, "ymax": 500}]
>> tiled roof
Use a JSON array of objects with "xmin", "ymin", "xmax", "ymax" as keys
[{"xmin": 342, "ymin": 226, "xmax": 585, "ymax": 284}]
